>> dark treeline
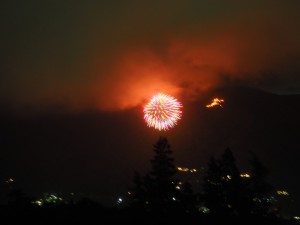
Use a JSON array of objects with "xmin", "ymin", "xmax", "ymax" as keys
[
  {"xmin": 0, "ymin": 137, "xmax": 298, "ymax": 224},
  {"xmin": 126, "ymin": 136, "xmax": 296, "ymax": 224}
]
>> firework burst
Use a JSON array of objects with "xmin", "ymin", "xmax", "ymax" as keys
[{"xmin": 144, "ymin": 93, "xmax": 182, "ymax": 131}]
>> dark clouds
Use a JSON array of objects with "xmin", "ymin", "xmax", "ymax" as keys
[{"xmin": 1, "ymin": 1, "xmax": 300, "ymax": 111}]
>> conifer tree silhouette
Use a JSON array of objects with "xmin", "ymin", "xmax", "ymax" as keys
[{"xmin": 128, "ymin": 137, "xmax": 180, "ymax": 212}]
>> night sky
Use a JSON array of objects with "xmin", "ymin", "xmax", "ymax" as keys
[{"xmin": 0, "ymin": 1, "xmax": 300, "ymax": 212}]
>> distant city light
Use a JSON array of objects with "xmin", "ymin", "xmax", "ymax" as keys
[
  {"xmin": 117, "ymin": 198, "xmax": 123, "ymax": 204},
  {"xmin": 177, "ymin": 167, "xmax": 189, "ymax": 172},
  {"xmin": 177, "ymin": 166, "xmax": 198, "ymax": 173},
  {"xmin": 253, "ymin": 197, "xmax": 262, "ymax": 203},
  {"xmin": 1, "ymin": 178, "xmax": 15, "ymax": 184},
  {"xmin": 240, "ymin": 173, "xmax": 251, "ymax": 178},
  {"xmin": 221, "ymin": 175, "xmax": 232, "ymax": 181},
  {"xmin": 265, "ymin": 196, "xmax": 275, "ymax": 203},
  {"xmin": 294, "ymin": 216, "xmax": 300, "ymax": 220},
  {"xmin": 199, "ymin": 206, "xmax": 210, "ymax": 214},
  {"xmin": 277, "ymin": 190, "xmax": 289, "ymax": 196},
  {"xmin": 32, "ymin": 200, "xmax": 43, "ymax": 206},
  {"xmin": 31, "ymin": 193, "xmax": 65, "ymax": 206},
  {"xmin": 44, "ymin": 193, "xmax": 63, "ymax": 204}
]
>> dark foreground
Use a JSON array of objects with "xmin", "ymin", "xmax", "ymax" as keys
[{"xmin": 1, "ymin": 205, "xmax": 298, "ymax": 225}]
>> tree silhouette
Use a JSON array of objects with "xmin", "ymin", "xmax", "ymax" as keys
[
  {"xmin": 146, "ymin": 136, "xmax": 180, "ymax": 211},
  {"xmin": 128, "ymin": 136, "xmax": 181, "ymax": 212},
  {"xmin": 180, "ymin": 181, "xmax": 197, "ymax": 213},
  {"xmin": 129, "ymin": 140, "xmax": 276, "ymax": 218},
  {"xmin": 8, "ymin": 189, "xmax": 32, "ymax": 207},
  {"xmin": 219, "ymin": 148, "xmax": 250, "ymax": 215},
  {"xmin": 127, "ymin": 171, "xmax": 146, "ymax": 209},
  {"xmin": 202, "ymin": 148, "xmax": 275, "ymax": 217},
  {"xmin": 203, "ymin": 148, "xmax": 246, "ymax": 215},
  {"xmin": 248, "ymin": 152, "xmax": 273, "ymax": 215},
  {"xmin": 202, "ymin": 156, "xmax": 225, "ymax": 215}
]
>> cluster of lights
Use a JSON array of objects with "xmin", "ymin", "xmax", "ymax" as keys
[
  {"xmin": 0, "ymin": 178, "xmax": 14, "ymax": 184},
  {"xmin": 277, "ymin": 190, "xmax": 289, "ymax": 196},
  {"xmin": 175, "ymin": 181, "xmax": 183, "ymax": 190},
  {"xmin": 117, "ymin": 197, "xmax": 123, "ymax": 204},
  {"xmin": 240, "ymin": 173, "xmax": 251, "ymax": 178},
  {"xmin": 32, "ymin": 193, "xmax": 63, "ymax": 206},
  {"xmin": 221, "ymin": 175, "xmax": 232, "ymax": 181},
  {"xmin": 32, "ymin": 200, "xmax": 43, "ymax": 206},
  {"xmin": 220, "ymin": 174, "xmax": 251, "ymax": 180},
  {"xmin": 253, "ymin": 197, "xmax": 262, "ymax": 203},
  {"xmin": 177, "ymin": 167, "xmax": 197, "ymax": 173},
  {"xmin": 253, "ymin": 196, "xmax": 275, "ymax": 203},
  {"xmin": 199, "ymin": 206, "xmax": 210, "ymax": 214}
]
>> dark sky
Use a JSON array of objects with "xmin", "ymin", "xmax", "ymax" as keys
[
  {"xmin": 0, "ymin": 1, "xmax": 300, "ymax": 212},
  {"xmin": 1, "ymin": 1, "xmax": 300, "ymax": 112}
]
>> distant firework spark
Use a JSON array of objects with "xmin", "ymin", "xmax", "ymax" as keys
[
  {"xmin": 144, "ymin": 93, "xmax": 182, "ymax": 131},
  {"xmin": 206, "ymin": 98, "xmax": 224, "ymax": 108}
]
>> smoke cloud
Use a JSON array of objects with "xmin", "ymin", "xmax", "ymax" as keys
[{"xmin": 1, "ymin": 1, "xmax": 300, "ymax": 112}]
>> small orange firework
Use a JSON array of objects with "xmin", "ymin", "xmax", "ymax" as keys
[
  {"xmin": 206, "ymin": 98, "xmax": 224, "ymax": 108},
  {"xmin": 144, "ymin": 93, "xmax": 182, "ymax": 131}
]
